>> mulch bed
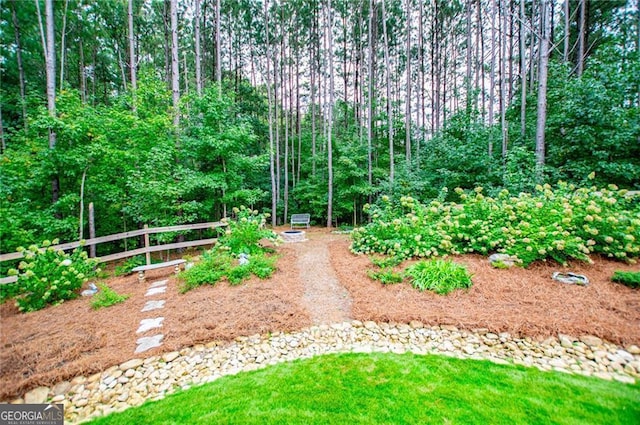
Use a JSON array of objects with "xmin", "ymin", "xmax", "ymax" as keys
[
  {"xmin": 1, "ymin": 228, "xmax": 638, "ymax": 402},
  {"xmin": 331, "ymin": 238, "xmax": 640, "ymax": 345}
]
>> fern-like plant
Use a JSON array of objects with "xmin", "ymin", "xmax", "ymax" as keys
[
  {"xmin": 611, "ymin": 271, "xmax": 640, "ymax": 289},
  {"xmin": 91, "ymin": 284, "xmax": 130, "ymax": 309}
]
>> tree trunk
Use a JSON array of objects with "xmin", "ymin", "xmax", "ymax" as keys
[
  {"xmin": 170, "ymin": 0, "xmax": 180, "ymax": 130},
  {"xmin": 367, "ymin": 0, "xmax": 375, "ymax": 203},
  {"xmin": 535, "ymin": 0, "xmax": 551, "ymax": 182},
  {"xmin": 381, "ymin": 0, "xmax": 393, "ymax": 183},
  {"xmin": 563, "ymin": 0, "xmax": 570, "ymax": 63},
  {"xmin": 405, "ymin": 0, "xmax": 412, "ymax": 165},
  {"xmin": 128, "ymin": 0, "xmax": 137, "ymax": 111},
  {"xmin": 520, "ymin": 0, "xmax": 527, "ymax": 138},
  {"xmin": 264, "ymin": 0, "xmax": 277, "ymax": 227},
  {"xmin": 195, "ymin": 0, "xmax": 202, "ymax": 95},
  {"xmin": 39, "ymin": 0, "xmax": 59, "ymax": 203},
  {"xmin": 327, "ymin": 0, "xmax": 335, "ymax": 227},
  {"xmin": 11, "ymin": 0, "xmax": 27, "ymax": 129},
  {"xmin": 59, "ymin": 0, "xmax": 69, "ymax": 90},
  {"xmin": 216, "ymin": 0, "xmax": 222, "ymax": 95},
  {"xmin": 577, "ymin": 0, "xmax": 586, "ymax": 76}
]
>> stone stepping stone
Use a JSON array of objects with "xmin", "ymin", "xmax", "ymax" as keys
[
  {"xmin": 137, "ymin": 317, "xmax": 164, "ymax": 333},
  {"xmin": 135, "ymin": 334, "xmax": 164, "ymax": 353},
  {"xmin": 141, "ymin": 300, "xmax": 166, "ymax": 312},
  {"xmin": 145, "ymin": 286, "xmax": 166, "ymax": 296},
  {"xmin": 149, "ymin": 280, "xmax": 168, "ymax": 288}
]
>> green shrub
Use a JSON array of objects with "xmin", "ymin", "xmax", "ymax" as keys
[
  {"xmin": 351, "ymin": 183, "xmax": 640, "ymax": 267},
  {"xmin": 405, "ymin": 259, "xmax": 472, "ymax": 295},
  {"xmin": 180, "ymin": 251, "xmax": 232, "ymax": 292},
  {"xmin": 367, "ymin": 269, "xmax": 404, "ymax": 285},
  {"xmin": 247, "ymin": 253, "xmax": 277, "ymax": 279},
  {"xmin": 370, "ymin": 255, "xmax": 403, "ymax": 269},
  {"xmin": 3, "ymin": 240, "xmax": 98, "ymax": 312},
  {"xmin": 218, "ymin": 206, "xmax": 280, "ymax": 255},
  {"xmin": 611, "ymin": 271, "xmax": 640, "ymax": 289},
  {"xmin": 114, "ymin": 256, "xmax": 149, "ymax": 276},
  {"xmin": 91, "ymin": 284, "xmax": 130, "ymax": 309}
]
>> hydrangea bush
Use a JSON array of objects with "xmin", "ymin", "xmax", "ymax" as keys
[
  {"xmin": 351, "ymin": 182, "xmax": 640, "ymax": 267},
  {"xmin": 2, "ymin": 240, "xmax": 98, "ymax": 312}
]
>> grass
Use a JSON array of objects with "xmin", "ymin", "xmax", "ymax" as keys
[
  {"xmin": 87, "ymin": 352, "xmax": 640, "ymax": 425},
  {"xmin": 405, "ymin": 259, "xmax": 473, "ymax": 294}
]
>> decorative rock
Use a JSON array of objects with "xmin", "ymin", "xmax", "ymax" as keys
[
  {"xmin": 52, "ymin": 381, "xmax": 71, "ymax": 395},
  {"xmin": 119, "ymin": 359, "xmax": 144, "ymax": 371},
  {"xmin": 613, "ymin": 375, "xmax": 635, "ymax": 385},
  {"xmin": 626, "ymin": 345, "xmax": 640, "ymax": 355},
  {"xmin": 24, "ymin": 386, "xmax": 49, "ymax": 404},
  {"xmin": 558, "ymin": 334, "xmax": 574, "ymax": 348},
  {"xmin": 579, "ymin": 335, "xmax": 603, "ymax": 347},
  {"xmin": 162, "ymin": 351, "xmax": 180, "ymax": 363},
  {"xmin": 489, "ymin": 253, "xmax": 517, "ymax": 268}
]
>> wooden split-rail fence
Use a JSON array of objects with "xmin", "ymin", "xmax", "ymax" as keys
[{"xmin": 0, "ymin": 222, "xmax": 226, "ymax": 285}]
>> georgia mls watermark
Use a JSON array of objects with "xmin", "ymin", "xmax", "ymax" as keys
[{"xmin": 0, "ymin": 404, "xmax": 64, "ymax": 425}]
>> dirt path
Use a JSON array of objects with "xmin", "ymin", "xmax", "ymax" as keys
[{"xmin": 287, "ymin": 231, "xmax": 353, "ymax": 325}]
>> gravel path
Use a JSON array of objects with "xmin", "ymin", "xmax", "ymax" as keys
[{"xmin": 291, "ymin": 234, "xmax": 352, "ymax": 325}]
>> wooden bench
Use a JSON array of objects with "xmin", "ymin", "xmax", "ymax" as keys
[
  {"xmin": 290, "ymin": 213, "xmax": 311, "ymax": 229},
  {"xmin": 131, "ymin": 259, "xmax": 186, "ymax": 284}
]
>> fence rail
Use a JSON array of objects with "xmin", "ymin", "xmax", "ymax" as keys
[{"xmin": 0, "ymin": 221, "xmax": 226, "ymax": 284}]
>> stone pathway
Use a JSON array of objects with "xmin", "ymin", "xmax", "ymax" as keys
[
  {"xmin": 292, "ymin": 235, "xmax": 353, "ymax": 325},
  {"xmin": 135, "ymin": 279, "xmax": 167, "ymax": 354},
  {"xmin": 20, "ymin": 321, "xmax": 638, "ymax": 423}
]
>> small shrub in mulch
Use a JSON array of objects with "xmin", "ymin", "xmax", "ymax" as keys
[{"xmin": 612, "ymin": 271, "xmax": 640, "ymax": 289}]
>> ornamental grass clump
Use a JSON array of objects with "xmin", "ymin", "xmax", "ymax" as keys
[
  {"xmin": 1, "ymin": 240, "xmax": 98, "ymax": 312},
  {"xmin": 351, "ymin": 181, "xmax": 640, "ymax": 267},
  {"xmin": 405, "ymin": 259, "xmax": 472, "ymax": 295}
]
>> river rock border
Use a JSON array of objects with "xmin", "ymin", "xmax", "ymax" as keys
[{"xmin": 13, "ymin": 321, "xmax": 640, "ymax": 424}]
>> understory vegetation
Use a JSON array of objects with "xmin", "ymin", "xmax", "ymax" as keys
[
  {"xmin": 179, "ymin": 207, "xmax": 280, "ymax": 292},
  {"xmin": 86, "ymin": 352, "xmax": 640, "ymax": 425},
  {"xmin": 351, "ymin": 182, "xmax": 640, "ymax": 267}
]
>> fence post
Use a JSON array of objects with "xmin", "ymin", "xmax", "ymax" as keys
[
  {"xmin": 144, "ymin": 224, "xmax": 151, "ymax": 265},
  {"xmin": 89, "ymin": 202, "xmax": 96, "ymax": 258}
]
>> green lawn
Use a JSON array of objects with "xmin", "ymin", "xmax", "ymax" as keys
[{"xmin": 88, "ymin": 352, "xmax": 640, "ymax": 425}]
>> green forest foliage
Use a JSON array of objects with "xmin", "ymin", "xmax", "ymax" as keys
[{"xmin": 1, "ymin": 5, "xmax": 638, "ymax": 255}]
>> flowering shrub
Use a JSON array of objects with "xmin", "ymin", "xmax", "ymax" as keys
[
  {"xmin": 352, "ymin": 183, "xmax": 640, "ymax": 267},
  {"xmin": 218, "ymin": 206, "xmax": 280, "ymax": 254},
  {"xmin": 3, "ymin": 240, "xmax": 98, "ymax": 312}
]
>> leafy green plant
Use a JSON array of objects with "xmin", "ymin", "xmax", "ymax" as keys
[
  {"xmin": 611, "ymin": 271, "xmax": 640, "ymax": 289},
  {"xmin": 2, "ymin": 240, "xmax": 98, "ymax": 312},
  {"xmin": 218, "ymin": 206, "xmax": 280, "ymax": 255},
  {"xmin": 367, "ymin": 269, "xmax": 404, "ymax": 285},
  {"xmin": 90, "ymin": 284, "xmax": 130, "ymax": 309},
  {"xmin": 352, "ymin": 183, "xmax": 640, "ymax": 267},
  {"xmin": 179, "ymin": 252, "xmax": 233, "ymax": 293},
  {"xmin": 405, "ymin": 259, "xmax": 472, "ymax": 295},
  {"xmin": 179, "ymin": 213, "xmax": 279, "ymax": 292},
  {"xmin": 370, "ymin": 255, "xmax": 403, "ymax": 269},
  {"xmin": 114, "ymin": 256, "xmax": 150, "ymax": 276}
]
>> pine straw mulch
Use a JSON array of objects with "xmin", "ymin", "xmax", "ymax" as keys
[{"xmin": 1, "ymin": 227, "xmax": 639, "ymax": 401}]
